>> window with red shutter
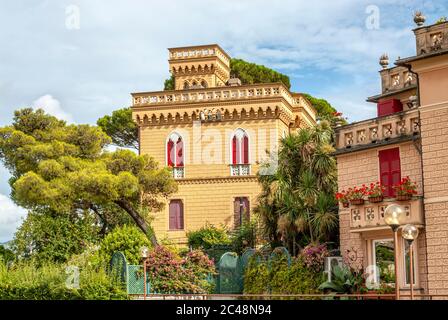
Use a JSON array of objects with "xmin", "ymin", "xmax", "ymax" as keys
[
  {"xmin": 379, "ymin": 148, "xmax": 401, "ymax": 197},
  {"xmin": 243, "ymin": 135, "xmax": 249, "ymax": 164},
  {"xmin": 169, "ymin": 200, "xmax": 184, "ymax": 230},
  {"xmin": 167, "ymin": 133, "xmax": 184, "ymax": 167},
  {"xmin": 231, "ymin": 129, "xmax": 249, "ymax": 165},
  {"xmin": 232, "ymin": 136, "xmax": 238, "ymax": 165},
  {"xmin": 233, "ymin": 197, "xmax": 250, "ymax": 228},
  {"xmin": 167, "ymin": 140, "xmax": 174, "ymax": 167}
]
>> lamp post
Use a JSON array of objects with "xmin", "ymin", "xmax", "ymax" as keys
[
  {"xmin": 402, "ymin": 224, "xmax": 419, "ymax": 300},
  {"xmin": 140, "ymin": 246, "xmax": 149, "ymax": 300},
  {"xmin": 384, "ymin": 204, "xmax": 406, "ymax": 300}
]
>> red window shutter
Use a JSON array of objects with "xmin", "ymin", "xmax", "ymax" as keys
[
  {"xmin": 377, "ymin": 99, "xmax": 403, "ymax": 117},
  {"xmin": 167, "ymin": 140, "xmax": 174, "ymax": 167},
  {"xmin": 234, "ymin": 198, "xmax": 241, "ymax": 228},
  {"xmin": 379, "ymin": 148, "xmax": 401, "ymax": 197},
  {"xmin": 169, "ymin": 201, "xmax": 176, "ymax": 230},
  {"xmin": 169, "ymin": 200, "xmax": 184, "ymax": 230},
  {"xmin": 243, "ymin": 135, "xmax": 249, "ymax": 164},
  {"xmin": 176, "ymin": 138, "xmax": 183, "ymax": 167},
  {"xmin": 177, "ymin": 200, "xmax": 184, "ymax": 230},
  {"xmin": 242, "ymin": 197, "xmax": 250, "ymax": 222},
  {"xmin": 232, "ymin": 136, "xmax": 238, "ymax": 165}
]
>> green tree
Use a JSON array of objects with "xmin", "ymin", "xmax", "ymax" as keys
[
  {"xmin": 0, "ymin": 108, "xmax": 177, "ymax": 246},
  {"xmin": 255, "ymin": 121, "xmax": 338, "ymax": 253},
  {"xmin": 0, "ymin": 245, "xmax": 14, "ymax": 264},
  {"xmin": 98, "ymin": 225, "xmax": 152, "ymax": 265},
  {"xmin": 12, "ymin": 209, "xmax": 99, "ymax": 264},
  {"xmin": 97, "ymin": 108, "xmax": 139, "ymax": 149},
  {"xmin": 229, "ymin": 58, "xmax": 291, "ymax": 89},
  {"xmin": 164, "ymin": 75, "xmax": 175, "ymax": 90},
  {"xmin": 163, "ymin": 58, "xmax": 291, "ymax": 89}
]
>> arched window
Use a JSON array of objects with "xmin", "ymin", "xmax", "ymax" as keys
[
  {"xmin": 183, "ymin": 81, "xmax": 190, "ymax": 89},
  {"xmin": 201, "ymin": 80, "xmax": 208, "ymax": 88},
  {"xmin": 167, "ymin": 132, "xmax": 184, "ymax": 167},
  {"xmin": 231, "ymin": 129, "xmax": 249, "ymax": 165}
]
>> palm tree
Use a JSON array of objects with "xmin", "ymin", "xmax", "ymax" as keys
[{"xmin": 255, "ymin": 120, "xmax": 338, "ymax": 254}]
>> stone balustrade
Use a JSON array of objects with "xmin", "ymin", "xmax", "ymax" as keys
[
  {"xmin": 335, "ymin": 109, "xmax": 420, "ymax": 151},
  {"xmin": 415, "ymin": 21, "xmax": 448, "ymax": 56},
  {"xmin": 380, "ymin": 66, "xmax": 417, "ymax": 94},
  {"xmin": 348, "ymin": 197, "xmax": 423, "ymax": 231},
  {"xmin": 132, "ymin": 84, "xmax": 295, "ymax": 107}
]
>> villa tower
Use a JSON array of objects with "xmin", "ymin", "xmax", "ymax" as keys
[{"xmin": 131, "ymin": 44, "xmax": 316, "ymax": 244}]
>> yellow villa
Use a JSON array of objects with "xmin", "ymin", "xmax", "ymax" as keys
[{"xmin": 131, "ymin": 44, "xmax": 316, "ymax": 244}]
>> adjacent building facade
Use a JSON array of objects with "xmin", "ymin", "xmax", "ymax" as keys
[
  {"xmin": 335, "ymin": 19, "xmax": 448, "ymax": 296},
  {"xmin": 131, "ymin": 44, "xmax": 316, "ymax": 244}
]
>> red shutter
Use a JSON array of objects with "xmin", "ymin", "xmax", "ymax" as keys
[
  {"xmin": 232, "ymin": 136, "xmax": 237, "ymax": 165},
  {"xmin": 243, "ymin": 135, "xmax": 249, "ymax": 164},
  {"xmin": 377, "ymin": 99, "xmax": 403, "ymax": 117},
  {"xmin": 169, "ymin": 201, "xmax": 176, "ymax": 230},
  {"xmin": 169, "ymin": 200, "xmax": 184, "ymax": 230},
  {"xmin": 234, "ymin": 198, "xmax": 241, "ymax": 228},
  {"xmin": 242, "ymin": 197, "xmax": 250, "ymax": 222},
  {"xmin": 167, "ymin": 140, "xmax": 174, "ymax": 167},
  {"xmin": 379, "ymin": 148, "xmax": 401, "ymax": 197},
  {"xmin": 176, "ymin": 138, "xmax": 183, "ymax": 167}
]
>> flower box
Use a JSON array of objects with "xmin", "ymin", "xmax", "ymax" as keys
[
  {"xmin": 350, "ymin": 199, "xmax": 365, "ymax": 205},
  {"xmin": 342, "ymin": 202, "xmax": 350, "ymax": 208},
  {"xmin": 368, "ymin": 196, "xmax": 383, "ymax": 203},
  {"xmin": 396, "ymin": 194, "xmax": 412, "ymax": 201}
]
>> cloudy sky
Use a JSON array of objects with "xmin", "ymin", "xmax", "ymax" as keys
[{"xmin": 0, "ymin": 0, "xmax": 447, "ymax": 242}]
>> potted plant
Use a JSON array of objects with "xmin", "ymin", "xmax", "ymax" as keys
[
  {"xmin": 336, "ymin": 190, "xmax": 350, "ymax": 208},
  {"xmin": 367, "ymin": 182, "xmax": 385, "ymax": 203},
  {"xmin": 393, "ymin": 176, "xmax": 418, "ymax": 201},
  {"xmin": 348, "ymin": 186, "xmax": 367, "ymax": 205}
]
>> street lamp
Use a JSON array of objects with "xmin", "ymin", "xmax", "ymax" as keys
[
  {"xmin": 384, "ymin": 204, "xmax": 407, "ymax": 300},
  {"xmin": 140, "ymin": 246, "xmax": 149, "ymax": 300},
  {"xmin": 402, "ymin": 224, "xmax": 419, "ymax": 300}
]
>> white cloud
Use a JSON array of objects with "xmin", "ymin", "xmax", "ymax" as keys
[
  {"xmin": 0, "ymin": 194, "xmax": 26, "ymax": 243},
  {"xmin": 32, "ymin": 94, "xmax": 73, "ymax": 122}
]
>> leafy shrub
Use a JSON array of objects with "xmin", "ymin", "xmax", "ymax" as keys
[
  {"xmin": 98, "ymin": 225, "xmax": 151, "ymax": 265},
  {"xmin": 145, "ymin": 246, "xmax": 215, "ymax": 294},
  {"xmin": 318, "ymin": 265, "xmax": 365, "ymax": 294},
  {"xmin": 230, "ymin": 220, "xmax": 257, "ymax": 255},
  {"xmin": 243, "ymin": 256, "xmax": 270, "ymax": 294},
  {"xmin": 0, "ymin": 260, "xmax": 128, "ymax": 300},
  {"xmin": 187, "ymin": 223, "xmax": 231, "ymax": 250},
  {"xmin": 301, "ymin": 243, "xmax": 329, "ymax": 272},
  {"xmin": 243, "ymin": 255, "xmax": 324, "ymax": 295},
  {"xmin": 12, "ymin": 209, "xmax": 100, "ymax": 264},
  {"xmin": 0, "ymin": 245, "xmax": 14, "ymax": 264}
]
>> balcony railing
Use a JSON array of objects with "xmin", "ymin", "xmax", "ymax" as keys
[
  {"xmin": 172, "ymin": 167, "xmax": 184, "ymax": 179},
  {"xmin": 348, "ymin": 197, "xmax": 423, "ymax": 231},
  {"xmin": 380, "ymin": 66, "xmax": 417, "ymax": 94},
  {"xmin": 335, "ymin": 109, "xmax": 420, "ymax": 151},
  {"xmin": 415, "ymin": 21, "xmax": 448, "ymax": 56},
  {"xmin": 230, "ymin": 164, "xmax": 251, "ymax": 176},
  {"xmin": 132, "ymin": 83, "xmax": 295, "ymax": 107}
]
